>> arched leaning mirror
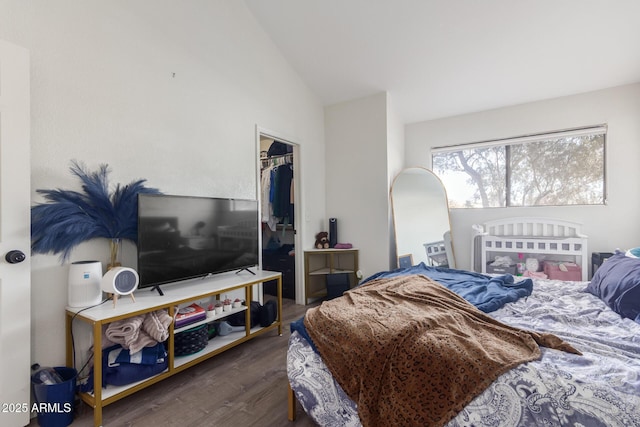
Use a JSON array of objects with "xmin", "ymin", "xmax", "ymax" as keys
[{"xmin": 391, "ymin": 167, "xmax": 456, "ymax": 269}]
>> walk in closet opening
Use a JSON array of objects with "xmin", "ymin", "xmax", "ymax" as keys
[{"xmin": 259, "ymin": 135, "xmax": 297, "ymax": 301}]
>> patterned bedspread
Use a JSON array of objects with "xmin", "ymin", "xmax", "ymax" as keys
[{"xmin": 287, "ymin": 278, "xmax": 640, "ymax": 427}]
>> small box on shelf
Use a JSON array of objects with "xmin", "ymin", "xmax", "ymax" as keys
[
  {"xmin": 175, "ymin": 303, "xmax": 206, "ymax": 328},
  {"xmin": 174, "ymin": 304, "xmax": 248, "ymax": 334}
]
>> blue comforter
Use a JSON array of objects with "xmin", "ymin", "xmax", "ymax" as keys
[
  {"xmin": 362, "ymin": 263, "xmax": 533, "ymax": 313},
  {"xmin": 291, "ymin": 263, "xmax": 533, "ymax": 349}
]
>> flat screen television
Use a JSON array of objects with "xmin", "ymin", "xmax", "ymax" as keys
[{"xmin": 137, "ymin": 194, "xmax": 259, "ymax": 293}]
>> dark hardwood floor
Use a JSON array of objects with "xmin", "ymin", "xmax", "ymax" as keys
[{"xmin": 30, "ymin": 298, "xmax": 319, "ymax": 427}]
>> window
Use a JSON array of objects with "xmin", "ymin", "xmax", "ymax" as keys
[{"xmin": 432, "ymin": 126, "xmax": 606, "ymax": 208}]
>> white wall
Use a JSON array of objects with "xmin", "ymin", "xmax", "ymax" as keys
[
  {"xmin": 0, "ymin": 1, "xmax": 325, "ymax": 368},
  {"xmin": 406, "ymin": 83, "xmax": 640, "ymax": 272},
  {"xmin": 386, "ymin": 95, "xmax": 405, "ymax": 267},
  {"xmin": 325, "ymin": 92, "xmax": 392, "ymax": 279}
]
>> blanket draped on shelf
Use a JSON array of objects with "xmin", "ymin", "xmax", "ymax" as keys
[
  {"xmin": 304, "ymin": 274, "xmax": 580, "ymax": 427},
  {"xmin": 105, "ymin": 310, "xmax": 173, "ymax": 354}
]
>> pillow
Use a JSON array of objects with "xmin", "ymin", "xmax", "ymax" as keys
[{"xmin": 587, "ymin": 252, "xmax": 640, "ymax": 320}]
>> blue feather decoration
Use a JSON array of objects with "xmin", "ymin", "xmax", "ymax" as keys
[{"xmin": 31, "ymin": 160, "xmax": 161, "ymax": 262}]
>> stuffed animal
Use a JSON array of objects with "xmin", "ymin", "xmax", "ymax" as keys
[{"xmin": 315, "ymin": 231, "xmax": 330, "ymax": 249}]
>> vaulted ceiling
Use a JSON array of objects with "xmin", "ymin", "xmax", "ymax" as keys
[{"xmin": 245, "ymin": 0, "xmax": 640, "ymax": 123}]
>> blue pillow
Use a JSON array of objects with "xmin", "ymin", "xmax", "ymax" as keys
[{"xmin": 587, "ymin": 252, "xmax": 640, "ymax": 320}]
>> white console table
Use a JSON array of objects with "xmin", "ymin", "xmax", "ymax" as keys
[{"xmin": 65, "ymin": 269, "xmax": 282, "ymax": 427}]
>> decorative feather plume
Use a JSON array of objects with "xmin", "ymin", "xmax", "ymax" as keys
[{"xmin": 31, "ymin": 160, "xmax": 161, "ymax": 262}]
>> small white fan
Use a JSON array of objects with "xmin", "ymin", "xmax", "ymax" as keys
[{"xmin": 101, "ymin": 267, "xmax": 139, "ymax": 307}]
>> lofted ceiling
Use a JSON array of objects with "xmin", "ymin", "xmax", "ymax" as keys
[{"xmin": 244, "ymin": 0, "xmax": 640, "ymax": 124}]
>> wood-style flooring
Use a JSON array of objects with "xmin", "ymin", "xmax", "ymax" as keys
[{"xmin": 29, "ymin": 298, "xmax": 319, "ymax": 427}]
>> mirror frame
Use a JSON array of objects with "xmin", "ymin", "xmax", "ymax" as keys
[{"xmin": 391, "ymin": 167, "xmax": 456, "ymax": 269}]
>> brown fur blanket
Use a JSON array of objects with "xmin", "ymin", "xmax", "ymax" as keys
[{"xmin": 304, "ymin": 274, "xmax": 580, "ymax": 427}]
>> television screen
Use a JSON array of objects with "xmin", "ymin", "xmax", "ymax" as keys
[{"xmin": 137, "ymin": 194, "xmax": 259, "ymax": 290}]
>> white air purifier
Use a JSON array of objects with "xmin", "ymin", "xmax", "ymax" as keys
[{"xmin": 68, "ymin": 260, "xmax": 103, "ymax": 308}]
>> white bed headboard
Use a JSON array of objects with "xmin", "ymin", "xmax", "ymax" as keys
[
  {"xmin": 480, "ymin": 217, "xmax": 587, "ymax": 239},
  {"xmin": 472, "ymin": 217, "xmax": 588, "ymax": 280}
]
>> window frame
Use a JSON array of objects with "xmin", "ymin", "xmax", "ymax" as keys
[{"xmin": 431, "ymin": 125, "xmax": 608, "ymax": 209}]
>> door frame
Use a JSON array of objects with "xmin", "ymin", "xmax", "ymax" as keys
[
  {"xmin": 0, "ymin": 39, "xmax": 31, "ymax": 427},
  {"xmin": 255, "ymin": 125, "xmax": 304, "ymax": 305}
]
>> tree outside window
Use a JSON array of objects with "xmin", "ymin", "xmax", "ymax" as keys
[{"xmin": 432, "ymin": 127, "xmax": 606, "ymax": 208}]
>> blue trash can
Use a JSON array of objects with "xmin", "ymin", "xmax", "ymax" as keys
[{"xmin": 31, "ymin": 366, "xmax": 77, "ymax": 427}]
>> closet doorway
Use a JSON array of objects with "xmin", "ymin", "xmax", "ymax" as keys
[{"xmin": 257, "ymin": 129, "xmax": 300, "ymax": 303}]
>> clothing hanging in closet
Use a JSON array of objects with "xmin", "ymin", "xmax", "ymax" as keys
[{"xmin": 261, "ymin": 152, "xmax": 293, "ymax": 231}]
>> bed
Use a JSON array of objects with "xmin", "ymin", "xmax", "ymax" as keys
[{"xmin": 286, "ymin": 261, "xmax": 640, "ymax": 427}]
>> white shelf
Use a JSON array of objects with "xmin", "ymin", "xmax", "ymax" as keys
[
  {"xmin": 67, "ymin": 269, "xmax": 282, "ymax": 427},
  {"xmin": 174, "ymin": 306, "xmax": 247, "ymax": 334},
  {"xmin": 173, "ymin": 325, "xmax": 272, "ymax": 368},
  {"xmin": 66, "ymin": 269, "xmax": 280, "ymax": 322},
  {"xmin": 174, "ymin": 330, "xmax": 245, "ymax": 367},
  {"xmin": 96, "ymin": 369, "xmax": 170, "ymax": 400},
  {"xmin": 305, "ymin": 247, "xmax": 359, "ymax": 252}
]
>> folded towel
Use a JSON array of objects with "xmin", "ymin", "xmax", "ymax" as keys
[
  {"xmin": 334, "ymin": 243, "xmax": 353, "ymax": 249},
  {"xmin": 127, "ymin": 330, "xmax": 157, "ymax": 354},
  {"xmin": 101, "ymin": 325, "xmax": 117, "ymax": 349},
  {"xmin": 142, "ymin": 310, "xmax": 173, "ymax": 342},
  {"xmin": 105, "ymin": 311, "xmax": 173, "ymax": 354},
  {"xmin": 106, "ymin": 315, "xmax": 157, "ymax": 354},
  {"xmin": 106, "ymin": 315, "xmax": 144, "ymax": 342}
]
